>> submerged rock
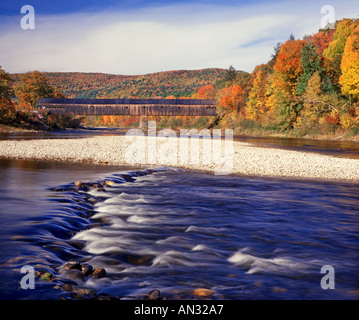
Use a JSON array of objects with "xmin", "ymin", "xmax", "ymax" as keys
[
  {"xmin": 192, "ymin": 288, "xmax": 214, "ymax": 297},
  {"xmin": 62, "ymin": 261, "xmax": 82, "ymax": 271},
  {"xmin": 91, "ymin": 267, "xmax": 106, "ymax": 279},
  {"xmin": 59, "ymin": 269, "xmax": 84, "ymax": 284},
  {"xmin": 74, "ymin": 181, "xmax": 84, "ymax": 188},
  {"xmin": 81, "ymin": 264, "xmax": 93, "ymax": 276},
  {"xmin": 143, "ymin": 289, "xmax": 164, "ymax": 300},
  {"xmin": 71, "ymin": 286, "xmax": 97, "ymax": 296}
]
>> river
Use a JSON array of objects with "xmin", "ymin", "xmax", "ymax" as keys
[{"xmin": 0, "ymin": 130, "xmax": 358, "ymax": 300}]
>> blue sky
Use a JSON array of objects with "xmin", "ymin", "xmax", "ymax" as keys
[{"xmin": 0, "ymin": 0, "xmax": 358, "ymax": 75}]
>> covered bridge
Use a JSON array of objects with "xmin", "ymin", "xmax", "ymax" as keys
[{"xmin": 37, "ymin": 98, "xmax": 218, "ymax": 116}]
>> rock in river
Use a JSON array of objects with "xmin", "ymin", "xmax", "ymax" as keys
[{"xmin": 91, "ymin": 267, "xmax": 106, "ymax": 279}]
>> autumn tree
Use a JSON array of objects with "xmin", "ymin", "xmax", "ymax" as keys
[
  {"xmin": 306, "ymin": 28, "xmax": 335, "ymax": 58},
  {"xmin": 273, "ymin": 39, "xmax": 307, "ymax": 96},
  {"xmin": 339, "ymin": 24, "xmax": 359, "ymax": 100},
  {"xmin": 0, "ymin": 66, "xmax": 14, "ymax": 101},
  {"xmin": 323, "ymin": 19, "xmax": 359, "ymax": 92},
  {"xmin": 217, "ymin": 84, "xmax": 245, "ymax": 114},
  {"xmin": 266, "ymin": 39, "xmax": 307, "ymax": 129},
  {"xmin": 294, "ymin": 71, "xmax": 323, "ymax": 131},
  {"xmin": 0, "ymin": 66, "xmax": 16, "ymax": 123},
  {"xmin": 246, "ymin": 70, "xmax": 269, "ymax": 121},
  {"xmin": 196, "ymin": 84, "xmax": 216, "ymax": 99},
  {"xmin": 16, "ymin": 70, "xmax": 65, "ymax": 110}
]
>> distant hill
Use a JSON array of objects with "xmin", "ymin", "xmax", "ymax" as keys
[{"xmin": 11, "ymin": 68, "xmax": 227, "ymax": 99}]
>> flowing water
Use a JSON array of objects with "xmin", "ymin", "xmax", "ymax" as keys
[{"xmin": 0, "ymin": 131, "xmax": 359, "ymax": 300}]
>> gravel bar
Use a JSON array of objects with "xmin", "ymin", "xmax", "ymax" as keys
[{"xmin": 0, "ymin": 135, "xmax": 358, "ymax": 181}]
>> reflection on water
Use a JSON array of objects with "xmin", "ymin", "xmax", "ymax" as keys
[{"xmin": 0, "ymin": 159, "xmax": 358, "ymax": 300}]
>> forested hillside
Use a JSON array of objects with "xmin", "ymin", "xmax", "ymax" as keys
[{"xmin": 11, "ymin": 69, "xmax": 226, "ymax": 99}]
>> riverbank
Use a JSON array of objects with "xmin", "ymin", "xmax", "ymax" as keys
[
  {"xmin": 0, "ymin": 135, "xmax": 358, "ymax": 181},
  {"xmin": 0, "ymin": 124, "xmax": 40, "ymax": 133},
  {"xmin": 2, "ymin": 123, "xmax": 359, "ymax": 142}
]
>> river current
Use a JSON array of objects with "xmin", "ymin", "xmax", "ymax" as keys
[{"xmin": 0, "ymin": 132, "xmax": 358, "ymax": 300}]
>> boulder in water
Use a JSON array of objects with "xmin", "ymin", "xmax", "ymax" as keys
[
  {"xmin": 81, "ymin": 264, "xmax": 94, "ymax": 276},
  {"xmin": 192, "ymin": 288, "xmax": 214, "ymax": 297},
  {"xmin": 59, "ymin": 269, "xmax": 84, "ymax": 284},
  {"xmin": 143, "ymin": 289, "xmax": 164, "ymax": 300},
  {"xmin": 74, "ymin": 181, "xmax": 84, "ymax": 188},
  {"xmin": 91, "ymin": 267, "xmax": 106, "ymax": 279}
]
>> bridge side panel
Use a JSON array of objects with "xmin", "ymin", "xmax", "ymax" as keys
[{"xmin": 37, "ymin": 102, "xmax": 217, "ymax": 116}]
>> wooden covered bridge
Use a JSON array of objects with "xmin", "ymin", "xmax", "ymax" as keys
[{"xmin": 36, "ymin": 98, "xmax": 218, "ymax": 116}]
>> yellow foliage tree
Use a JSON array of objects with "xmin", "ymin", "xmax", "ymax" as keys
[
  {"xmin": 246, "ymin": 70, "xmax": 269, "ymax": 121},
  {"xmin": 339, "ymin": 24, "xmax": 359, "ymax": 99}
]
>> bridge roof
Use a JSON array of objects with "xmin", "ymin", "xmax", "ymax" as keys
[{"xmin": 37, "ymin": 98, "xmax": 216, "ymax": 106}]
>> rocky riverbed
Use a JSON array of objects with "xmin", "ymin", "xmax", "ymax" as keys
[{"xmin": 0, "ymin": 135, "xmax": 358, "ymax": 181}]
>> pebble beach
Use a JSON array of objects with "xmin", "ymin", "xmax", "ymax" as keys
[{"xmin": 0, "ymin": 135, "xmax": 358, "ymax": 181}]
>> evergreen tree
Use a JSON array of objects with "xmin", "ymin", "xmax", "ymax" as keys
[
  {"xmin": 297, "ymin": 43, "xmax": 322, "ymax": 95},
  {"xmin": 223, "ymin": 65, "xmax": 237, "ymax": 83},
  {"xmin": 297, "ymin": 43, "xmax": 335, "ymax": 95},
  {"xmin": 268, "ymin": 42, "xmax": 282, "ymax": 70}
]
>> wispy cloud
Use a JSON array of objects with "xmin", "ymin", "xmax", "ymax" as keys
[{"xmin": 0, "ymin": 0, "xmax": 358, "ymax": 74}]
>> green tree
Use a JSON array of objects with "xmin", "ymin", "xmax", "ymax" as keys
[
  {"xmin": 297, "ymin": 43, "xmax": 321, "ymax": 95},
  {"xmin": 267, "ymin": 42, "xmax": 282, "ymax": 70},
  {"xmin": 223, "ymin": 65, "xmax": 237, "ymax": 83}
]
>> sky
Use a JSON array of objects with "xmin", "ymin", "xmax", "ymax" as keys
[{"xmin": 0, "ymin": 0, "xmax": 358, "ymax": 75}]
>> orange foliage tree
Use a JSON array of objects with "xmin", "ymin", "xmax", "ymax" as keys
[
  {"xmin": 305, "ymin": 29, "xmax": 335, "ymax": 58},
  {"xmin": 217, "ymin": 84, "xmax": 245, "ymax": 114},
  {"xmin": 339, "ymin": 24, "xmax": 359, "ymax": 100},
  {"xmin": 273, "ymin": 39, "xmax": 307, "ymax": 96},
  {"xmin": 196, "ymin": 84, "xmax": 216, "ymax": 99}
]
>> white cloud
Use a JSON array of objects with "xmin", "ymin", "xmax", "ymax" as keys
[{"xmin": 0, "ymin": 0, "xmax": 358, "ymax": 74}]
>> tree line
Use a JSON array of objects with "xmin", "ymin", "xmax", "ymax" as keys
[
  {"xmin": 0, "ymin": 69, "xmax": 79, "ymax": 130},
  {"xmin": 195, "ymin": 18, "xmax": 359, "ymax": 137}
]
